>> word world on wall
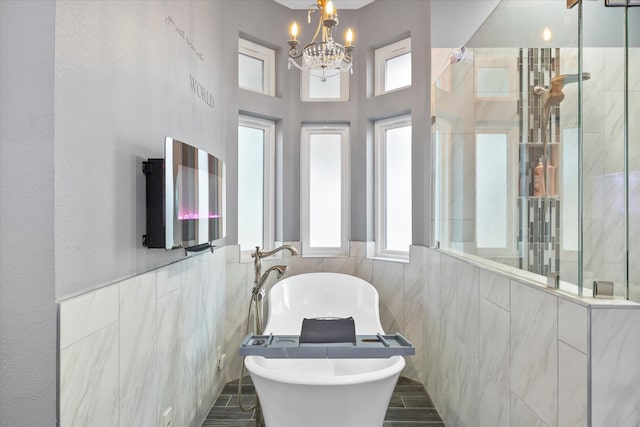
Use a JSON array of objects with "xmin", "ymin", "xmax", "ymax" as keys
[{"xmin": 189, "ymin": 74, "xmax": 214, "ymax": 109}]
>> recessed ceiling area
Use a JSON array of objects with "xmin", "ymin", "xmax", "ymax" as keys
[{"xmin": 273, "ymin": 0, "xmax": 375, "ymax": 9}]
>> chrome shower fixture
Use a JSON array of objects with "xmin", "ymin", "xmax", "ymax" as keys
[{"xmin": 534, "ymin": 72, "xmax": 592, "ymax": 108}]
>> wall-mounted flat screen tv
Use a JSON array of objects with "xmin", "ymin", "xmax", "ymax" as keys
[{"xmin": 143, "ymin": 137, "xmax": 225, "ymax": 250}]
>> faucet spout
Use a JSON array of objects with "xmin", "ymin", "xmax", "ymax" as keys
[{"xmin": 254, "ymin": 244, "xmax": 300, "ymax": 259}]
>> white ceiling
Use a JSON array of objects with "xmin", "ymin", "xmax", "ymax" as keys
[{"xmin": 273, "ymin": 0, "xmax": 375, "ymax": 9}]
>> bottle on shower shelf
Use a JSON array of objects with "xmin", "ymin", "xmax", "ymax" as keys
[
  {"xmin": 547, "ymin": 163, "xmax": 557, "ymax": 197},
  {"xmin": 533, "ymin": 158, "xmax": 545, "ymax": 197}
]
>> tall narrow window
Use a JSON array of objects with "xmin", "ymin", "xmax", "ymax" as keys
[
  {"xmin": 238, "ymin": 116, "xmax": 275, "ymax": 256},
  {"xmin": 300, "ymin": 125, "xmax": 350, "ymax": 256},
  {"xmin": 475, "ymin": 133, "xmax": 508, "ymax": 249},
  {"xmin": 375, "ymin": 116, "xmax": 412, "ymax": 259},
  {"xmin": 375, "ymin": 38, "xmax": 412, "ymax": 95},
  {"xmin": 238, "ymin": 38, "xmax": 275, "ymax": 96}
]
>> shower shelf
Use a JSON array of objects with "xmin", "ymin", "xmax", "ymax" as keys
[
  {"xmin": 519, "ymin": 196, "xmax": 559, "ymax": 199},
  {"xmin": 239, "ymin": 333, "xmax": 415, "ymax": 359}
]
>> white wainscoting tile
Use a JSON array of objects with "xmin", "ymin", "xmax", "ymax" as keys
[
  {"xmin": 478, "ymin": 269, "xmax": 510, "ymax": 311},
  {"xmin": 288, "ymin": 256, "xmax": 324, "ymax": 278},
  {"xmin": 323, "ymin": 255, "xmax": 356, "ymax": 275},
  {"xmin": 424, "ymin": 249, "xmax": 442, "ymax": 401},
  {"xmin": 455, "ymin": 341, "xmax": 479, "ymax": 427},
  {"xmin": 438, "ymin": 273, "xmax": 458, "ymax": 423},
  {"xmin": 510, "ymin": 281, "xmax": 558, "ymax": 427},
  {"xmin": 353, "ymin": 241, "xmax": 374, "ymax": 283},
  {"xmin": 157, "ymin": 289, "xmax": 184, "ymax": 427},
  {"xmin": 478, "ymin": 298, "xmax": 510, "ymax": 427},
  {"xmin": 224, "ymin": 259, "xmax": 250, "ymax": 384},
  {"xmin": 182, "ymin": 334, "xmax": 199, "ymax": 427},
  {"xmin": 119, "ymin": 382, "xmax": 155, "ymax": 427},
  {"xmin": 441, "ymin": 253, "xmax": 457, "ymax": 280},
  {"xmin": 157, "ymin": 260, "xmax": 184, "ymax": 298},
  {"xmin": 558, "ymin": 341, "xmax": 588, "ymax": 427},
  {"xmin": 225, "ymin": 244, "xmax": 240, "ymax": 264},
  {"xmin": 456, "ymin": 261, "xmax": 478, "ymax": 356},
  {"xmin": 403, "ymin": 300, "xmax": 424, "ymax": 381},
  {"xmin": 59, "ymin": 284, "xmax": 119, "ymax": 349},
  {"xmin": 591, "ymin": 308, "xmax": 640, "ymax": 427},
  {"xmin": 558, "ymin": 298, "xmax": 588, "ymax": 354},
  {"xmin": 60, "ymin": 323, "xmax": 119, "ymax": 427},
  {"xmin": 118, "ymin": 272, "xmax": 156, "ymax": 426},
  {"xmin": 404, "ymin": 245, "xmax": 427, "ymax": 302},
  {"xmin": 372, "ymin": 260, "xmax": 404, "ymax": 334},
  {"xmin": 510, "ymin": 393, "xmax": 546, "ymax": 427},
  {"xmin": 182, "ymin": 256, "xmax": 203, "ymax": 342}
]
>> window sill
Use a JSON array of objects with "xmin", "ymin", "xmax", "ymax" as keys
[{"xmin": 367, "ymin": 255, "xmax": 409, "ymax": 264}]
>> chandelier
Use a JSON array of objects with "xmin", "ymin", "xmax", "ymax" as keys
[{"xmin": 287, "ymin": 0, "xmax": 355, "ymax": 81}]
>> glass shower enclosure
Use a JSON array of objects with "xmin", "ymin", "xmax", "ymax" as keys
[{"xmin": 432, "ymin": 0, "xmax": 639, "ymax": 301}]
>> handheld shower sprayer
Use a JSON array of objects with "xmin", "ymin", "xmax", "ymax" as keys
[{"xmin": 534, "ymin": 72, "xmax": 592, "ymax": 109}]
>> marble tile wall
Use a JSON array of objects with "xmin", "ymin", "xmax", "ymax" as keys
[
  {"xmin": 591, "ymin": 308, "xmax": 640, "ymax": 426},
  {"xmin": 59, "ymin": 248, "xmax": 227, "ymax": 427},
  {"xmin": 425, "ymin": 248, "xmax": 640, "ymax": 427},
  {"xmin": 423, "ymin": 249, "xmax": 583, "ymax": 427}
]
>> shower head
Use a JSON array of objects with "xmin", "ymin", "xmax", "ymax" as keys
[
  {"xmin": 534, "ymin": 72, "xmax": 591, "ymax": 108},
  {"xmin": 550, "ymin": 72, "xmax": 591, "ymax": 88}
]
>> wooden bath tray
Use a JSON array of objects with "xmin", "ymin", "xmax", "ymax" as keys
[{"xmin": 239, "ymin": 333, "xmax": 415, "ymax": 359}]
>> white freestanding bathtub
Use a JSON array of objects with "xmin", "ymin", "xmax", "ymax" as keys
[{"xmin": 244, "ymin": 272, "xmax": 405, "ymax": 427}]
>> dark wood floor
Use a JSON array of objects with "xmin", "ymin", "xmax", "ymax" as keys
[{"xmin": 202, "ymin": 376, "xmax": 445, "ymax": 426}]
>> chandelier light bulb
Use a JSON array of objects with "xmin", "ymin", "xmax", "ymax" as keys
[
  {"xmin": 345, "ymin": 28, "xmax": 353, "ymax": 46},
  {"xmin": 543, "ymin": 26, "xmax": 552, "ymax": 41},
  {"xmin": 290, "ymin": 21, "xmax": 298, "ymax": 40},
  {"xmin": 326, "ymin": 1, "xmax": 334, "ymax": 18}
]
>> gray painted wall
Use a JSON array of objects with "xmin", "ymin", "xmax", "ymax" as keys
[
  {"xmin": 54, "ymin": 1, "xmax": 225, "ymax": 298},
  {"xmin": 356, "ymin": 0, "xmax": 432, "ymax": 245},
  {"xmin": 222, "ymin": 0, "xmax": 433, "ymax": 245},
  {"xmin": 0, "ymin": 2, "xmax": 57, "ymax": 426},
  {"xmin": 220, "ymin": 0, "xmax": 298, "ymax": 244}
]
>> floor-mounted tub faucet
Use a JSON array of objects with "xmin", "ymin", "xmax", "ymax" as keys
[
  {"xmin": 250, "ymin": 245, "xmax": 299, "ymax": 334},
  {"xmin": 238, "ymin": 245, "xmax": 300, "ymax": 417}
]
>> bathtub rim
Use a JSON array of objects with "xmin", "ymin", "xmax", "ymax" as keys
[
  {"xmin": 263, "ymin": 271, "xmax": 384, "ymax": 335},
  {"xmin": 244, "ymin": 355, "xmax": 405, "ymax": 386}
]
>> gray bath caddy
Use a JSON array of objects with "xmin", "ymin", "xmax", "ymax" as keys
[{"xmin": 239, "ymin": 333, "xmax": 415, "ymax": 359}]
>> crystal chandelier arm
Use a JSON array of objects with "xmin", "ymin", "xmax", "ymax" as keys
[
  {"xmin": 288, "ymin": 39, "xmax": 303, "ymax": 59},
  {"xmin": 288, "ymin": 57, "xmax": 304, "ymax": 70},
  {"xmin": 309, "ymin": 5, "xmax": 323, "ymax": 45}
]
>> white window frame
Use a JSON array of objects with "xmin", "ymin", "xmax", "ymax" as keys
[
  {"xmin": 238, "ymin": 38, "xmax": 275, "ymax": 96},
  {"xmin": 300, "ymin": 125, "xmax": 350, "ymax": 257},
  {"xmin": 374, "ymin": 115, "xmax": 412, "ymax": 260},
  {"xmin": 301, "ymin": 68, "xmax": 349, "ymax": 102},
  {"xmin": 238, "ymin": 115, "xmax": 276, "ymax": 259},
  {"xmin": 374, "ymin": 37, "xmax": 412, "ymax": 96}
]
